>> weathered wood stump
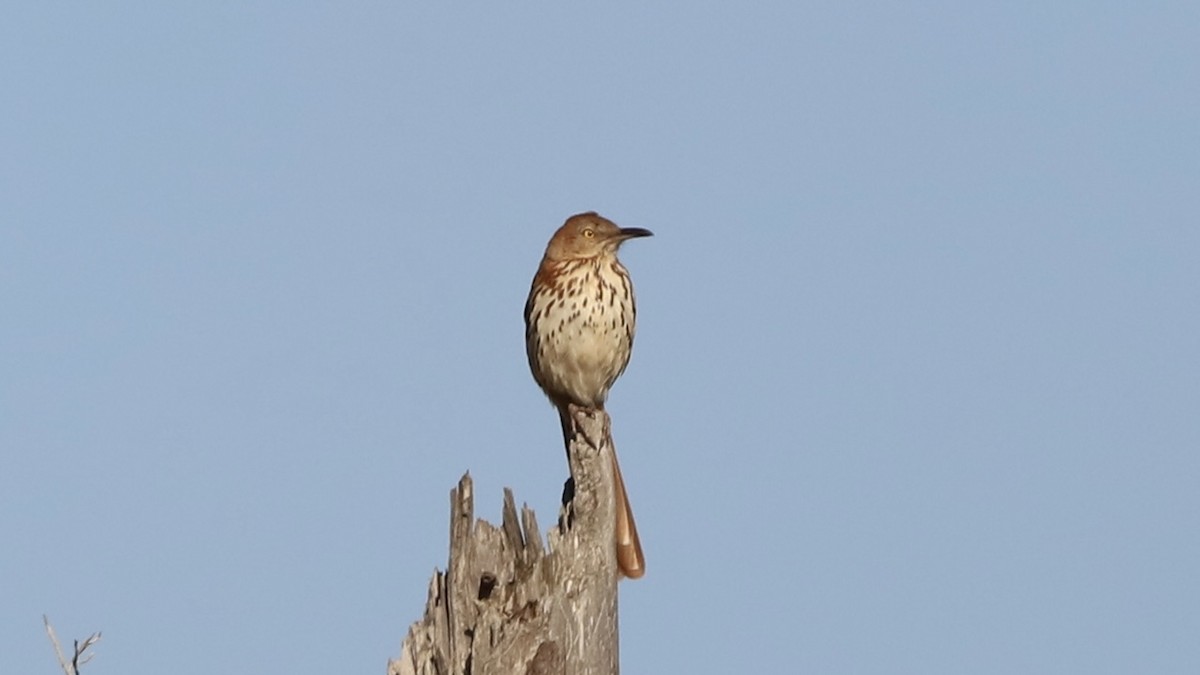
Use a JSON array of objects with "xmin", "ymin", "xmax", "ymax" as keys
[{"xmin": 391, "ymin": 408, "xmax": 624, "ymax": 675}]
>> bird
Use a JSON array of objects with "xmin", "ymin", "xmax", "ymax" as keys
[{"xmin": 524, "ymin": 212, "xmax": 652, "ymax": 579}]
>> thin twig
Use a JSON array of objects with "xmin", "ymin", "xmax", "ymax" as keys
[
  {"xmin": 43, "ymin": 615, "xmax": 102, "ymax": 675},
  {"xmin": 74, "ymin": 633, "xmax": 103, "ymax": 669}
]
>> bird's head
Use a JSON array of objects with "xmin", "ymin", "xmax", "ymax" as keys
[{"xmin": 543, "ymin": 212, "xmax": 653, "ymax": 261}]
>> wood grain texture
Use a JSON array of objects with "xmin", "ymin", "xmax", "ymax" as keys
[{"xmin": 393, "ymin": 408, "xmax": 623, "ymax": 675}]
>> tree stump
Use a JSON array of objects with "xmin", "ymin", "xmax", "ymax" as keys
[{"xmin": 391, "ymin": 408, "xmax": 623, "ymax": 675}]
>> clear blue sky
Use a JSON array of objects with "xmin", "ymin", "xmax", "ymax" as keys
[{"xmin": 3, "ymin": 3, "xmax": 1198, "ymax": 674}]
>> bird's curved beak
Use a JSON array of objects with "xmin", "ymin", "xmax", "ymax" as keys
[{"xmin": 618, "ymin": 227, "xmax": 654, "ymax": 240}]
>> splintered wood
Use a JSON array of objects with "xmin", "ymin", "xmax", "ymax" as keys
[{"xmin": 392, "ymin": 409, "xmax": 622, "ymax": 675}]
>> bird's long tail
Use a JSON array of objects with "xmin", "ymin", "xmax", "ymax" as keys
[{"xmin": 611, "ymin": 446, "xmax": 645, "ymax": 579}]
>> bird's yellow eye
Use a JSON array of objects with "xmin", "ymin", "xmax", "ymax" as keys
[{"xmin": 583, "ymin": 228, "xmax": 595, "ymax": 238}]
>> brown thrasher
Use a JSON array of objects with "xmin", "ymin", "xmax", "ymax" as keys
[{"xmin": 524, "ymin": 212, "xmax": 651, "ymax": 579}]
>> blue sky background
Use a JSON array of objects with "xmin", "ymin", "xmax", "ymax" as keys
[{"xmin": 3, "ymin": 3, "xmax": 1198, "ymax": 674}]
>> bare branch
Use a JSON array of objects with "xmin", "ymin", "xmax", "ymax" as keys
[
  {"xmin": 43, "ymin": 616, "xmax": 102, "ymax": 675},
  {"xmin": 74, "ymin": 633, "xmax": 103, "ymax": 670},
  {"xmin": 43, "ymin": 616, "xmax": 71, "ymax": 675}
]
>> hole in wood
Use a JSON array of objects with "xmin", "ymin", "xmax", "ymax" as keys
[{"xmin": 478, "ymin": 573, "xmax": 497, "ymax": 600}]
